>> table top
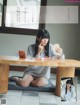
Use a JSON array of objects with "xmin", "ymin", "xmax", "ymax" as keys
[{"xmin": 0, "ymin": 55, "xmax": 80, "ymax": 67}]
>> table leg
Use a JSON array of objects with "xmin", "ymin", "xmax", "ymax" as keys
[
  {"xmin": 0, "ymin": 64, "xmax": 9, "ymax": 94},
  {"xmin": 56, "ymin": 67, "xmax": 75, "ymax": 96}
]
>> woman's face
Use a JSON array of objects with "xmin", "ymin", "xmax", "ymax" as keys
[
  {"xmin": 66, "ymin": 83, "xmax": 71, "ymax": 89},
  {"xmin": 40, "ymin": 38, "xmax": 49, "ymax": 46}
]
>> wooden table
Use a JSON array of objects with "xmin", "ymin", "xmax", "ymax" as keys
[{"xmin": 0, "ymin": 56, "xmax": 80, "ymax": 96}]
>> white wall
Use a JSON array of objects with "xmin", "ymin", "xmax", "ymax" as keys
[
  {"xmin": 46, "ymin": 24, "xmax": 80, "ymax": 59},
  {"xmin": 0, "ymin": 33, "xmax": 35, "ymax": 56}
]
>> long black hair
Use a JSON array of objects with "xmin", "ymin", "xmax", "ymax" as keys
[
  {"xmin": 65, "ymin": 79, "xmax": 73, "ymax": 94},
  {"xmin": 35, "ymin": 29, "xmax": 50, "ymax": 57}
]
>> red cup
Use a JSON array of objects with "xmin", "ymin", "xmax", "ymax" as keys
[{"xmin": 19, "ymin": 50, "xmax": 26, "ymax": 58}]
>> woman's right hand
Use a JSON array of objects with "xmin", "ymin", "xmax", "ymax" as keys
[{"xmin": 37, "ymin": 43, "xmax": 44, "ymax": 55}]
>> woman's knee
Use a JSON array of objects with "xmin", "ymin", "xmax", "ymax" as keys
[
  {"xmin": 18, "ymin": 74, "xmax": 33, "ymax": 87},
  {"xmin": 20, "ymin": 80, "xmax": 30, "ymax": 87},
  {"xmin": 38, "ymin": 80, "xmax": 48, "ymax": 86},
  {"xmin": 31, "ymin": 77, "xmax": 48, "ymax": 87}
]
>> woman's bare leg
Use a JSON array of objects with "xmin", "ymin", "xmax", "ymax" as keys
[
  {"xmin": 31, "ymin": 77, "xmax": 48, "ymax": 87},
  {"xmin": 12, "ymin": 74, "xmax": 33, "ymax": 87}
]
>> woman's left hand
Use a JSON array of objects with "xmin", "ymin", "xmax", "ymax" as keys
[{"xmin": 53, "ymin": 44, "xmax": 63, "ymax": 56}]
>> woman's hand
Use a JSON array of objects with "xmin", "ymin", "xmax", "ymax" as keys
[
  {"xmin": 53, "ymin": 44, "xmax": 63, "ymax": 56},
  {"xmin": 37, "ymin": 43, "xmax": 44, "ymax": 55}
]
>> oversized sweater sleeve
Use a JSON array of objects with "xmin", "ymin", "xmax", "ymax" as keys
[
  {"xmin": 61, "ymin": 85, "xmax": 76, "ymax": 101},
  {"xmin": 70, "ymin": 86, "xmax": 76, "ymax": 101},
  {"xmin": 27, "ymin": 44, "xmax": 35, "ymax": 57}
]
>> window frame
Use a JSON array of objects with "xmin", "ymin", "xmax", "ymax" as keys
[{"xmin": 0, "ymin": 0, "xmax": 47, "ymax": 35}]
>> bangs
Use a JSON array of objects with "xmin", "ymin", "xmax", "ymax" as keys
[
  {"xmin": 38, "ymin": 30, "xmax": 50, "ymax": 39},
  {"xmin": 66, "ymin": 80, "xmax": 73, "ymax": 85},
  {"xmin": 42, "ymin": 33, "xmax": 50, "ymax": 39}
]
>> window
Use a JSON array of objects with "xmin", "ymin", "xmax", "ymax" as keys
[{"xmin": 0, "ymin": 0, "xmax": 47, "ymax": 35}]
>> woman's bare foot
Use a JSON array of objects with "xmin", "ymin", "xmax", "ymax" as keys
[{"xmin": 9, "ymin": 76, "xmax": 22, "ymax": 82}]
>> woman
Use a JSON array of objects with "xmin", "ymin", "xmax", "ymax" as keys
[
  {"xmin": 10, "ymin": 29, "xmax": 65, "ymax": 87},
  {"xmin": 61, "ymin": 79, "xmax": 76, "ymax": 101}
]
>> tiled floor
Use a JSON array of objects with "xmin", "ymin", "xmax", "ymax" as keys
[{"xmin": 0, "ymin": 71, "xmax": 80, "ymax": 105}]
